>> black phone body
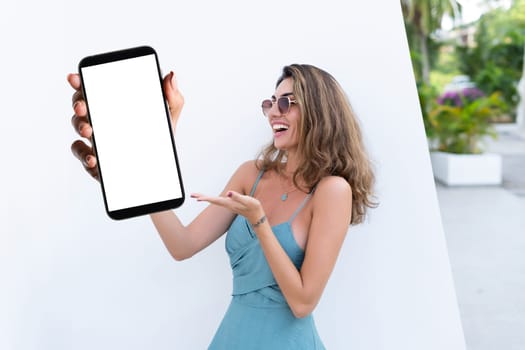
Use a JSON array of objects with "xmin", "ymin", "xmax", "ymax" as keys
[{"xmin": 78, "ymin": 46, "xmax": 184, "ymax": 220}]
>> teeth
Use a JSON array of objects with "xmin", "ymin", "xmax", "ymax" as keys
[{"xmin": 272, "ymin": 124, "xmax": 289, "ymax": 131}]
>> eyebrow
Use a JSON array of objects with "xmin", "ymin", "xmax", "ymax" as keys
[{"xmin": 271, "ymin": 92, "xmax": 294, "ymax": 99}]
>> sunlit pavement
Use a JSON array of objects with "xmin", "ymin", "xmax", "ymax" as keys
[{"xmin": 435, "ymin": 129, "xmax": 525, "ymax": 350}]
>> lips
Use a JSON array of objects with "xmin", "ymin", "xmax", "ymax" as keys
[
  {"xmin": 272, "ymin": 123, "xmax": 289, "ymax": 134},
  {"xmin": 273, "ymin": 125, "xmax": 288, "ymax": 139}
]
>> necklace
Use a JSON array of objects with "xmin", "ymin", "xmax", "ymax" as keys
[
  {"xmin": 281, "ymin": 191, "xmax": 293, "ymax": 201},
  {"xmin": 279, "ymin": 175, "xmax": 299, "ymax": 201}
]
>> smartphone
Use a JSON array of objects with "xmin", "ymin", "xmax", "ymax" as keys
[{"xmin": 78, "ymin": 46, "xmax": 184, "ymax": 220}]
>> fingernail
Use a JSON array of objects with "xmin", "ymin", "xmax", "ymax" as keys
[
  {"xmin": 227, "ymin": 192, "xmax": 232, "ymax": 198},
  {"xmin": 85, "ymin": 155, "xmax": 92, "ymax": 166},
  {"xmin": 170, "ymin": 71, "xmax": 175, "ymax": 89}
]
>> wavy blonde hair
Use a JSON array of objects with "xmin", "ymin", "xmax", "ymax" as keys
[{"xmin": 257, "ymin": 64, "xmax": 377, "ymax": 225}]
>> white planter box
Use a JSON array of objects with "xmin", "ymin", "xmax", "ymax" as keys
[{"xmin": 430, "ymin": 152, "xmax": 502, "ymax": 186}]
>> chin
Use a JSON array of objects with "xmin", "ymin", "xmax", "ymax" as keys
[{"xmin": 273, "ymin": 141, "xmax": 295, "ymax": 152}]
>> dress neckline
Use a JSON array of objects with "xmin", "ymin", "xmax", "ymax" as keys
[{"xmin": 249, "ymin": 170, "xmax": 314, "ymax": 225}]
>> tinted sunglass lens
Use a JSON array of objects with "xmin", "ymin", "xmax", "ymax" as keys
[
  {"xmin": 261, "ymin": 99, "xmax": 272, "ymax": 114},
  {"xmin": 278, "ymin": 97, "xmax": 290, "ymax": 114}
]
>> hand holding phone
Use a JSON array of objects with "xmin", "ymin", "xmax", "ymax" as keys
[{"xmin": 76, "ymin": 46, "xmax": 185, "ymax": 220}]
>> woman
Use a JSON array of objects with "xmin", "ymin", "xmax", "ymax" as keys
[{"xmin": 69, "ymin": 64, "xmax": 376, "ymax": 349}]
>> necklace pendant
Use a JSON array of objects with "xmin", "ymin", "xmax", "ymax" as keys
[{"xmin": 281, "ymin": 193, "xmax": 288, "ymax": 201}]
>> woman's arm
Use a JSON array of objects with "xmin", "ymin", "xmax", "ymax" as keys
[
  {"xmin": 253, "ymin": 176, "xmax": 352, "ymax": 318},
  {"xmin": 150, "ymin": 198, "xmax": 233, "ymax": 261},
  {"xmin": 150, "ymin": 161, "xmax": 256, "ymax": 260}
]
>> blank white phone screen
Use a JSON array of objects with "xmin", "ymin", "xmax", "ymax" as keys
[{"xmin": 81, "ymin": 54, "xmax": 182, "ymax": 212}]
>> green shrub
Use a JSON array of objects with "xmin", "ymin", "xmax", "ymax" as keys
[{"xmin": 428, "ymin": 89, "xmax": 507, "ymax": 154}]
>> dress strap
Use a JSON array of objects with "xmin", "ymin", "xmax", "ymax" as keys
[
  {"xmin": 249, "ymin": 170, "xmax": 265, "ymax": 196},
  {"xmin": 288, "ymin": 187, "xmax": 316, "ymax": 223}
]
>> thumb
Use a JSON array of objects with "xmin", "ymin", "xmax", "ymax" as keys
[
  {"xmin": 227, "ymin": 191, "xmax": 246, "ymax": 203},
  {"xmin": 228, "ymin": 191, "xmax": 257, "ymax": 207},
  {"xmin": 163, "ymin": 71, "xmax": 184, "ymax": 128},
  {"xmin": 227, "ymin": 190, "xmax": 239, "ymax": 199}
]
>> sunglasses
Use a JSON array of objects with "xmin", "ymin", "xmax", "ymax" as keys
[{"xmin": 261, "ymin": 96, "xmax": 297, "ymax": 116}]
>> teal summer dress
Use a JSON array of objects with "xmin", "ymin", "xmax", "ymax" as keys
[{"xmin": 208, "ymin": 171, "xmax": 325, "ymax": 349}]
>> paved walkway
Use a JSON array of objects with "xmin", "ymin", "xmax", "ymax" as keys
[
  {"xmin": 435, "ymin": 128, "xmax": 525, "ymax": 350},
  {"xmin": 489, "ymin": 129, "xmax": 525, "ymax": 197}
]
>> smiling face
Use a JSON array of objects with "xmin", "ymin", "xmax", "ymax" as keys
[
  {"xmin": 266, "ymin": 78, "xmax": 301, "ymax": 152},
  {"xmin": 258, "ymin": 64, "xmax": 376, "ymax": 225}
]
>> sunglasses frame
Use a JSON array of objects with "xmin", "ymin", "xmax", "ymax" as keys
[{"xmin": 261, "ymin": 96, "xmax": 297, "ymax": 116}]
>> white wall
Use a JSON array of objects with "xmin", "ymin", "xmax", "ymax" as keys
[{"xmin": 1, "ymin": 0, "xmax": 466, "ymax": 349}]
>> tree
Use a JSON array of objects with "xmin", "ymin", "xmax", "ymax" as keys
[
  {"xmin": 401, "ymin": 0, "xmax": 462, "ymax": 85},
  {"xmin": 455, "ymin": 0, "xmax": 525, "ymax": 121}
]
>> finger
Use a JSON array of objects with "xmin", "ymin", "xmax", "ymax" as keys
[
  {"xmin": 225, "ymin": 191, "xmax": 263, "ymax": 217},
  {"xmin": 86, "ymin": 165, "xmax": 100, "ymax": 181},
  {"xmin": 72, "ymin": 90, "xmax": 86, "ymax": 110},
  {"xmin": 71, "ymin": 114, "xmax": 93, "ymax": 138},
  {"xmin": 226, "ymin": 191, "xmax": 251, "ymax": 205},
  {"xmin": 73, "ymin": 99, "xmax": 87, "ymax": 118},
  {"xmin": 71, "ymin": 140, "xmax": 97, "ymax": 168},
  {"xmin": 163, "ymin": 71, "xmax": 184, "ymax": 121},
  {"xmin": 67, "ymin": 73, "xmax": 81, "ymax": 90},
  {"xmin": 69, "ymin": 74, "xmax": 86, "ymax": 115},
  {"xmin": 68, "ymin": 74, "xmax": 87, "ymax": 119},
  {"xmin": 191, "ymin": 193, "xmax": 244, "ymax": 212},
  {"xmin": 190, "ymin": 193, "xmax": 225, "ymax": 204}
]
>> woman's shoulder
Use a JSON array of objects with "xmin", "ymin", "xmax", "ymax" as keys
[
  {"xmin": 231, "ymin": 160, "xmax": 263, "ymax": 194},
  {"xmin": 310, "ymin": 176, "xmax": 353, "ymax": 224},
  {"xmin": 313, "ymin": 176, "xmax": 352, "ymax": 202},
  {"xmin": 234, "ymin": 160, "xmax": 261, "ymax": 176}
]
